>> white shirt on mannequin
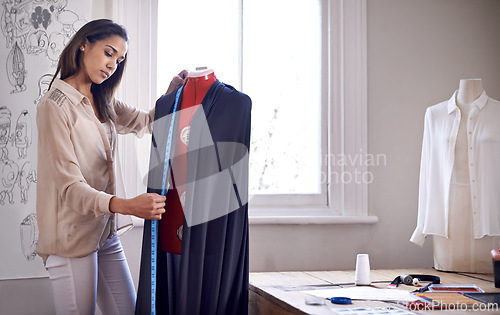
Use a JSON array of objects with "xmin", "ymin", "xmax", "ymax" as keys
[{"xmin": 411, "ymin": 79, "xmax": 500, "ymax": 250}]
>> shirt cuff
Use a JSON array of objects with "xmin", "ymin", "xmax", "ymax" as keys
[
  {"xmin": 410, "ymin": 228, "xmax": 426, "ymax": 247},
  {"xmin": 95, "ymin": 191, "xmax": 114, "ymax": 216}
]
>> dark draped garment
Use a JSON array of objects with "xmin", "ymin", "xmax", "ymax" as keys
[{"xmin": 136, "ymin": 80, "xmax": 251, "ymax": 315}]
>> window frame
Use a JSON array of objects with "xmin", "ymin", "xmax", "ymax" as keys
[{"xmin": 249, "ymin": 0, "xmax": 373, "ymax": 223}]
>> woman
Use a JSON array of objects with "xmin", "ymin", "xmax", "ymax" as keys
[{"xmin": 36, "ymin": 19, "xmax": 185, "ymax": 314}]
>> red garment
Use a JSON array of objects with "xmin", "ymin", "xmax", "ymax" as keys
[{"xmin": 159, "ymin": 72, "xmax": 217, "ymax": 253}]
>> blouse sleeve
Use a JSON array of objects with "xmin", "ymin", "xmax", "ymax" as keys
[
  {"xmin": 112, "ymin": 98, "xmax": 155, "ymax": 137},
  {"xmin": 410, "ymin": 108, "xmax": 431, "ymax": 246}
]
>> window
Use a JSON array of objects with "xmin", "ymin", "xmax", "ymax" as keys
[
  {"xmin": 157, "ymin": 0, "xmax": 324, "ymax": 205},
  {"xmin": 117, "ymin": 0, "xmax": 373, "ymax": 223},
  {"xmin": 243, "ymin": 1, "xmax": 322, "ymax": 199}
]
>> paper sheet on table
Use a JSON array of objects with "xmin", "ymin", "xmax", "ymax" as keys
[{"xmin": 300, "ymin": 286, "xmax": 418, "ymax": 302}]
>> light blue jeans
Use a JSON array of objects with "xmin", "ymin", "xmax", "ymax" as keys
[{"xmin": 45, "ymin": 235, "xmax": 135, "ymax": 315}]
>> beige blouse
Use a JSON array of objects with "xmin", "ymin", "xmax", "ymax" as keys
[{"xmin": 36, "ymin": 78, "xmax": 154, "ymax": 262}]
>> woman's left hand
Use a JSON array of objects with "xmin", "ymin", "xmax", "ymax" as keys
[{"xmin": 164, "ymin": 69, "xmax": 188, "ymax": 95}]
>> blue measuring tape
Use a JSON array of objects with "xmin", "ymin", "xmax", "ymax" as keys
[{"xmin": 151, "ymin": 86, "xmax": 183, "ymax": 314}]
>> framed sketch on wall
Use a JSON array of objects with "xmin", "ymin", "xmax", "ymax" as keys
[{"xmin": 0, "ymin": 0, "xmax": 91, "ymax": 280}]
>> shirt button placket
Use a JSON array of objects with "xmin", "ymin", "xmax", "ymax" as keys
[{"xmin": 468, "ymin": 111, "xmax": 478, "ymax": 217}]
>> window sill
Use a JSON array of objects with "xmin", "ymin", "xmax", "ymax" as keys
[{"xmin": 130, "ymin": 213, "xmax": 379, "ymax": 228}]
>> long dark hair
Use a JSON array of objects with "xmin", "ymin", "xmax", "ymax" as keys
[{"xmin": 49, "ymin": 19, "xmax": 129, "ymax": 122}]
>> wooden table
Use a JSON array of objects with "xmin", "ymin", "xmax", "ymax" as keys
[{"xmin": 249, "ymin": 269, "xmax": 500, "ymax": 314}]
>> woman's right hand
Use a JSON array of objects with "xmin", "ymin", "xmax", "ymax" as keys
[
  {"xmin": 109, "ymin": 193, "xmax": 166, "ymax": 220},
  {"xmin": 164, "ymin": 69, "xmax": 188, "ymax": 95}
]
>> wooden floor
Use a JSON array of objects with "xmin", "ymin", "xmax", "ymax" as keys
[{"xmin": 249, "ymin": 269, "xmax": 500, "ymax": 314}]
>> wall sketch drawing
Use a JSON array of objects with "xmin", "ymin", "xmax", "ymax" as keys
[
  {"xmin": 19, "ymin": 161, "xmax": 36, "ymax": 204},
  {"xmin": 31, "ymin": 5, "xmax": 53, "ymax": 30},
  {"xmin": 0, "ymin": 109, "xmax": 35, "ymax": 204},
  {"xmin": 58, "ymin": 9, "xmax": 78, "ymax": 37},
  {"xmin": 0, "ymin": 158, "xmax": 19, "ymax": 205},
  {"xmin": 1, "ymin": 0, "xmax": 32, "ymax": 50},
  {"xmin": 46, "ymin": 31, "xmax": 64, "ymax": 66},
  {"xmin": 6, "ymin": 41, "xmax": 26, "ymax": 93},
  {"xmin": 27, "ymin": 29, "xmax": 48, "ymax": 55},
  {"xmin": 1, "ymin": 0, "xmax": 87, "ymax": 81},
  {"xmin": 0, "ymin": 0, "xmax": 91, "ymax": 280},
  {"xmin": 0, "ymin": 106, "xmax": 12, "ymax": 160},
  {"xmin": 0, "ymin": 155, "xmax": 36, "ymax": 205},
  {"xmin": 34, "ymin": 73, "xmax": 52, "ymax": 105},
  {"xmin": 13, "ymin": 110, "xmax": 32, "ymax": 159},
  {"xmin": 20, "ymin": 212, "xmax": 38, "ymax": 260}
]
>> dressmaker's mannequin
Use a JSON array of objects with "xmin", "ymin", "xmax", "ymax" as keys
[
  {"xmin": 137, "ymin": 67, "xmax": 251, "ymax": 314},
  {"xmin": 159, "ymin": 68, "xmax": 217, "ymax": 253},
  {"xmin": 433, "ymin": 78, "xmax": 500, "ymax": 273}
]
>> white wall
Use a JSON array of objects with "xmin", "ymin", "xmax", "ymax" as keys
[{"xmin": 2, "ymin": 0, "xmax": 500, "ymax": 313}]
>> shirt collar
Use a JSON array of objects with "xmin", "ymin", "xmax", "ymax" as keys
[
  {"xmin": 51, "ymin": 78, "xmax": 88, "ymax": 106},
  {"xmin": 447, "ymin": 90, "xmax": 488, "ymax": 114},
  {"xmin": 473, "ymin": 90, "xmax": 488, "ymax": 110}
]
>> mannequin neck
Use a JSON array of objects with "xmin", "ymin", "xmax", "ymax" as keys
[
  {"xmin": 187, "ymin": 68, "xmax": 215, "ymax": 79},
  {"xmin": 456, "ymin": 79, "xmax": 484, "ymax": 107},
  {"xmin": 182, "ymin": 69, "xmax": 217, "ymax": 107}
]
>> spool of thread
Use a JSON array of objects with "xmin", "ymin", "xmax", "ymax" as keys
[{"xmin": 354, "ymin": 253, "xmax": 371, "ymax": 286}]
